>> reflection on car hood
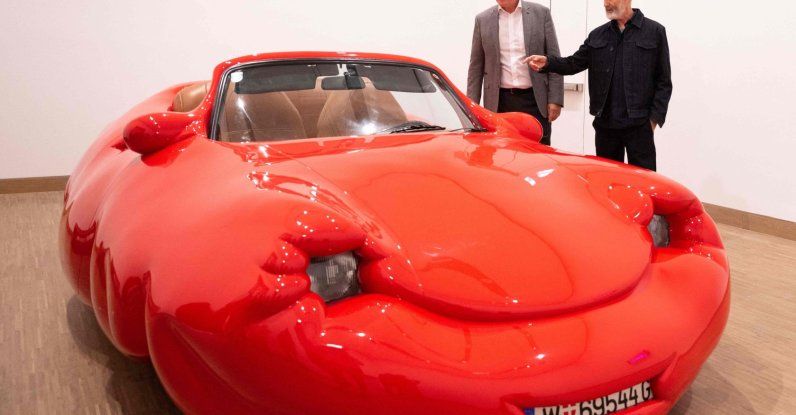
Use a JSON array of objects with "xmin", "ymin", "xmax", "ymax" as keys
[{"xmin": 237, "ymin": 133, "xmax": 652, "ymax": 320}]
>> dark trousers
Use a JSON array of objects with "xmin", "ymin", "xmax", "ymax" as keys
[
  {"xmin": 594, "ymin": 123, "xmax": 656, "ymax": 171},
  {"xmin": 497, "ymin": 88, "xmax": 551, "ymax": 146}
]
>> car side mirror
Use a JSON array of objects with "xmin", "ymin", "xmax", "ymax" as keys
[
  {"xmin": 123, "ymin": 112, "xmax": 197, "ymax": 155},
  {"xmin": 498, "ymin": 112, "xmax": 543, "ymax": 143}
]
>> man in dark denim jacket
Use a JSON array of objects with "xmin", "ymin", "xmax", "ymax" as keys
[{"xmin": 525, "ymin": 0, "xmax": 672, "ymax": 171}]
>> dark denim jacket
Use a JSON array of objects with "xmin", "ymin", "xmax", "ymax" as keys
[{"xmin": 543, "ymin": 9, "xmax": 672, "ymax": 126}]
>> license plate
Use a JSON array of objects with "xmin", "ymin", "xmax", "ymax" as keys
[{"xmin": 525, "ymin": 381, "xmax": 653, "ymax": 415}]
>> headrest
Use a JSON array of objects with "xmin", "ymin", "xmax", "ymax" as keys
[{"xmin": 172, "ymin": 81, "xmax": 211, "ymax": 112}]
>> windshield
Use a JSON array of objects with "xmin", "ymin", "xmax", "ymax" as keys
[{"xmin": 213, "ymin": 60, "xmax": 478, "ymax": 142}]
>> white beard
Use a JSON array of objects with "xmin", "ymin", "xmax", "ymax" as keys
[{"xmin": 605, "ymin": 5, "xmax": 627, "ymax": 20}]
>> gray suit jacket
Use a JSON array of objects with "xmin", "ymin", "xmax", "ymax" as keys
[{"xmin": 467, "ymin": 1, "xmax": 564, "ymax": 117}]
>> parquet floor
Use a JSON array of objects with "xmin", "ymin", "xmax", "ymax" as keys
[{"xmin": 1, "ymin": 191, "xmax": 794, "ymax": 414}]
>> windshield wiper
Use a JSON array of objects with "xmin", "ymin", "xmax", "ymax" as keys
[
  {"xmin": 379, "ymin": 121, "xmax": 447, "ymax": 134},
  {"xmin": 447, "ymin": 127, "xmax": 489, "ymax": 133}
]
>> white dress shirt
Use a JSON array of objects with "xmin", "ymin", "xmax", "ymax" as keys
[{"xmin": 498, "ymin": 3, "xmax": 532, "ymax": 89}]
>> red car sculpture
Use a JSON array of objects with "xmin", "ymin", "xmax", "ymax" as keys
[{"xmin": 60, "ymin": 52, "xmax": 730, "ymax": 415}]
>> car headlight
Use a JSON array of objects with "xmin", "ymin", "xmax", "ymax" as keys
[
  {"xmin": 647, "ymin": 214, "xmax": 670, "ymax": 248},
  {"xmin": 306, "ymin": 252, "xmax": 360, "ymax": 302}
]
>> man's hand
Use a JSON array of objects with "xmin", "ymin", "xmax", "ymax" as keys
[
  {"xmin": 548, "ymin": 104, "xmax": 562, "ymax": 122},
  {"xmin": 523, "ymin": 55, "xmax": 548, "ymax": 72},
  {"xmin": 650, "ymin": 120, "xmax": 657, "ymax": 132}
]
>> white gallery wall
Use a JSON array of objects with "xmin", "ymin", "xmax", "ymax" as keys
[
  {"xmin": 1, "ymin": 0, "xmax": 794, "ymax": 222},
  {"xmin": 615, "ymin": 0, "xmax": 796, "ymax": 222}
]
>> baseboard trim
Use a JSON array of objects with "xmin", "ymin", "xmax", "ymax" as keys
[
  {"xmin": 704, "ymin": 203, "xmax": 796, "ymax": 241},
  {"xmin": 0, "ymin": 176, "xmax": 69, "ymax": 194}
]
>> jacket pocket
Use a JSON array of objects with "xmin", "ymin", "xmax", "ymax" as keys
[
  {"xmin": 633, "ymin": 40, "xmax": 658, "ymax": 78},
  {"xmin": 634, "ymin": 41, "xmax": 658, "ymax": 62},
  {"xmin": 587, "ymin": 38, "xmax": 611, "ymax": 71},
  {"xmin": 635, "ymin": 41, "xmax": 658, "ymax": 50},
  {"xmin": 586, "ymin": 39, "xmax": 608, "ymax": 48}
]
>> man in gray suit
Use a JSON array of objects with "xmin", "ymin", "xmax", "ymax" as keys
[{"xmin": 467, "ymin": 0, "xmax": 564, "ymax": 146}]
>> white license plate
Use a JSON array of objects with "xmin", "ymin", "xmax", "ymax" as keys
[{"xmin": 526, "ymin": 381, "xmax": 653, "ymax": 415}]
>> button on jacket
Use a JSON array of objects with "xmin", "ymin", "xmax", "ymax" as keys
[{"xmin": 543, "ymin": 9, "xmax": 672, "ymax": 126}]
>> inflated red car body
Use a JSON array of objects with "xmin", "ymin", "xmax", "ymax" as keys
[{"xmin": 60, "ymin": 52, "xmax": 730, "ymax": 415}]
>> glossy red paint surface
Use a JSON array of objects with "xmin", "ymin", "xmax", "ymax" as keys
[{"xmin": 60, "ymin": 52, "xmax": 730, "ymax": 415}]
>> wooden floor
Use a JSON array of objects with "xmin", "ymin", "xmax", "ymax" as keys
[{"xmin": 1, "ymin": 191, "xmax": 794, "ymax": 414}]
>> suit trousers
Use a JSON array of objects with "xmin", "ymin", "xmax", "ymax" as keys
[
  {"xmin": 594, "ymin": 122, "xmax": 656, "ymax": 171},
  {"xmin": 497, "ymin": 88, "xmax": 551, "ymax": 146}
]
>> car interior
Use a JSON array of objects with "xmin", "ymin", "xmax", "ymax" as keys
[
  {"xmin": 168, "ymin": 62, "xmax": 464, "ymax": 142},
  {"xmin": 172, "ymin": 78, "xmax": 409, "ymax": 141}
]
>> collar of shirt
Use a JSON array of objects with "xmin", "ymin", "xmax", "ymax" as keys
[
  {"xmin": 611, "ymin": 8, "xmax": 644, "ymax": 31},
  {"xmin": 497, "ymin": 1, "xmax": 523, "ymax": 15}
]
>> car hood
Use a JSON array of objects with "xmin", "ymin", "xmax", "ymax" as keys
[{"xmin": 228, "ymin": 133, "xmax": 653, "ymax": 320}]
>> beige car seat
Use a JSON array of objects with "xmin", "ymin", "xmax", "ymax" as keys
[
  {"xmin": 218, "ymin": 91, "xmax": 307, "ymax": 142},
  {"xmin": 316, "ymin": 80, "xmax": 407, "ymax": 138}
]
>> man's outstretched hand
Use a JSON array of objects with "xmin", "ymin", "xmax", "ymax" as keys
[{"xmin": 523, "ymin": 55, "xmax": 548, "ymax": 72}]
